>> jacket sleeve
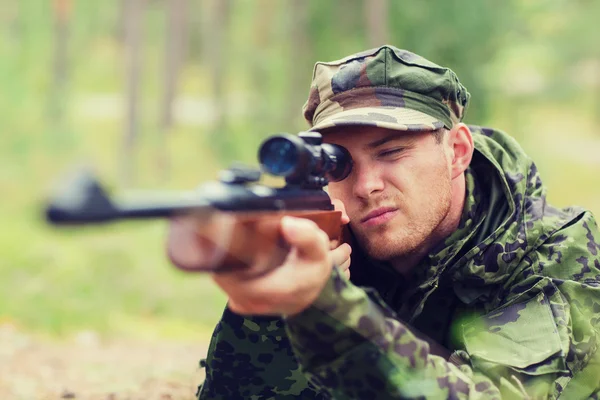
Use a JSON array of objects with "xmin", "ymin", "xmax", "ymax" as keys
[
  {"xmin": 284, "ymin": 268, "xmax": 508, "ymax": 399},
  {"xmin": 197, "ymin": 306, "xmax": 329, "ymax": 400},
  {"xmin": 284, "ymin": 213, "xmax": 600, "ymax": 399}
]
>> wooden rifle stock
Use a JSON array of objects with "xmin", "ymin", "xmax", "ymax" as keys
[
  {"xmin": 176, "ymin": 209, "xmax": 345, "ymax": 274},
  {"xmin": 46, "ymin": 131, "xmax": 355, "ymax": 274}
]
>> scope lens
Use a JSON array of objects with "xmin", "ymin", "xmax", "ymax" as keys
[{"xmin": 259, "ymin": 137, "xmax": 298, "ymax": 176}]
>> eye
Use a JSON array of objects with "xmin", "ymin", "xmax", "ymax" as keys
[{"xmin": 377, "ymin": 148, "xmax": 404, "ymax": 158}]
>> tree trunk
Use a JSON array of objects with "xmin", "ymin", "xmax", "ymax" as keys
[
  {"xmin": 50, "ymin": 0, "xmax": 71, "ymax": 128},
  {"xmin": 158, "ymin": 0, "xmax": 189, "ymax": 180},
  {"xmin": 7, "ymin": 1, "xmax": 20, "ymax": 40},
  {"xmin": 597, "ymin": 59, "xmax": 600, "ymax": 126},
  {"xmin": 286, "ymin": 0, "xmax": 311, "ymax": 130},
  {"xmin": 206, "ymin": 0, "xmax": 231, "ymax": 155},
  {"xmin": 250, "ymin": 0, "xmax": 275, "ymax": 130},
  {"xmin": 161, "ymin": 0, "xmax": 188, "ymax": 132},
  {"xmin": 121, "ymin": 0, "xmax": 144, "ymax": 188},
  {"xmin": 115, "ymin": 0, "xmax": 124, "ymax": 42},
  {"xmin": 364, "ymin": 0, "xmax": 389, "ymax": 47}
]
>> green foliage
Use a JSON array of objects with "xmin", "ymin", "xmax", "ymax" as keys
[
  {"xmin": 1, "ymin": 1, "xmax": 599, "ymax": 340},
  {"xmin": 308, "ymin": 0, "xmax": 367, "ymax": 60}
]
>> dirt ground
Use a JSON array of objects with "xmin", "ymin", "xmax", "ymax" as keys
[{"xmin": 0, "ymin": 324, "xmax": 208, "ymax": 400}]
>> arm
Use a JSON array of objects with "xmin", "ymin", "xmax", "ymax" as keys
[
  {"xmin": 168, "ymin": 206, "xmax": 351, "ymax": 399},
  {"xmin": 284, "ymin": 211, "xmax": 600, "ymax": 399},
  {"xmin": 176, "ymin": 211, "xmax": 595, "ymax": 398},
  {"xmin": 191, "ymin": 216, "xmax": 508, "ymax": 398},
  {"xmin": 285, "ymin": 268, "xmax": 506, "ymax": 399},
  {"xmin": 197, "ymin": 306, "xmax": 327, "ymax": 400}
]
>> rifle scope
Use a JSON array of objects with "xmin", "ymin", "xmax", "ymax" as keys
[{"xmin": 258, "ymin": 132, "xmax": 353, "ymax": 185}]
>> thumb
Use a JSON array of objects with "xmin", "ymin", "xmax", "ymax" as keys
[{"xmin": 280, "ymin": 216, "xmax": 329, "ymax": 262}]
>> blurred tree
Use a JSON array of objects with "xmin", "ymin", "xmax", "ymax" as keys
[
  {"xmin": 158, "ymin": 0, "xmax": 189, "ymax": 179},
  {"xmin": 364, "ymin": 0, "xmax": 389, "ymax": 47},
  {"xmin": 161, "ymin": 0, "xmax": 188, "ymax": 133},
  {"xmin": 286, "ymin": 0, "xmax": 311, "ymax": 129},
  {"xmin": 4, "ymin": 1, "xmax": 21, "ymax": 40},
  {"xmin": 307, "ymin": 0, "xmax": 367, "ymax": 60},
  {"xmin": 185, "ymin": 0, "xmax": 208, "ymax": 64},
  {"xmin": 122, "ymin": 0, "xmax": 145, "ymax": 187},
  {"xmin": 250, "ymin": 0, "xmax": 275, "ymax": 129},
  {"xmin": 532, "ymin": 0, "xmax": 600, "ymax": 125},
  {"xmin": 116, "ymin": 0, "xmax": 126, "ymax": 41},
  {"xmin": 203, "ymin": 0, "xmax": 232, "ymax": 156},
  {"xmin": 50, "ymin": 0, "xmax": 71, "ymax": 128}
]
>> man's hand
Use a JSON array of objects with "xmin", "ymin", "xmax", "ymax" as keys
[
  {"xmin": 213, "ymin": 216, "xmax": 351, "ymax": 316},
  {"xmin": 166, "ymin": 200, "xmax": 351, "ymax": 316}
]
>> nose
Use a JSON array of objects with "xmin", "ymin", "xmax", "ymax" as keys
[{"xmin": 352, "ymin": 163, "xmax": 384, "ymax": 199}]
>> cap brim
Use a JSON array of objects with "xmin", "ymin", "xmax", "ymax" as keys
[{"xmin": 310, "ymin": 106, "xmax": 444, "ymax": 133}]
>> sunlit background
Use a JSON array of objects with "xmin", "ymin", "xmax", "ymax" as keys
[{"xmin": 1, "ymin": 0, "xmax": 599, "ymax": 398}]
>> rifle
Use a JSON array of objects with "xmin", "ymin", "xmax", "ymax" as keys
[
  {"xmin": 45, "ymin": 132, "xmax": 454, "ymax": 360},
  {"xmin": 45, "ymin": 131, "xmax": 353, "ymax": 273}
]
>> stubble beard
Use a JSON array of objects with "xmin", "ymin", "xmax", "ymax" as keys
[{"xmin": 352, "ymin": 180, "xmax": 453, "ymax": 263}]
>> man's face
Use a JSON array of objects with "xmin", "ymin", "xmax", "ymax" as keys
[{"xmin": 324, "ymin": 125, "xmax": 453, "ymax": 261}]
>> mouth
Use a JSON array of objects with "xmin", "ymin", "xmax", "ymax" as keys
[{"xmin": 360, "ymin": 207, "xmax": 399, "ymax": 226}]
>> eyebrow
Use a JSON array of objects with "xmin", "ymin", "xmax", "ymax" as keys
[{"xmin": 365, "ymin": 133, "xmax": 410, "ymax": 150}]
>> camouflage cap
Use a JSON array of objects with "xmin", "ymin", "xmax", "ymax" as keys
[{"xmin": 302, "ymin": 45, "xmax": 470, "ymax": 133}]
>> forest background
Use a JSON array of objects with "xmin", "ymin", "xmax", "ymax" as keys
[{"xmin": 1, "ymin": 0, "xmax": 599, "ymax": 398}]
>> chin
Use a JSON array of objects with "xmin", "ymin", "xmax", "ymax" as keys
[
  {"xmin": 367, "ymin": 243, "xmax": 415, "ymax": 261},
  {"xmin": 359, "ymin": 225, "xmax": 426, "ymax": 261},
  {"xmin": 357, "ymin": 232, "xmax": 412, "ymax": 261}
]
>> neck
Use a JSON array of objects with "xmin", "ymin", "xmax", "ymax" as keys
[{"xmin": 389, "ymin": 173, "xmax": 467, "ymax": 277}]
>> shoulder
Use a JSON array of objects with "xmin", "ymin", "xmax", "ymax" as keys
[{"xmin": 469, "ymin": 125, "xmax": 534, "ymax": 169}]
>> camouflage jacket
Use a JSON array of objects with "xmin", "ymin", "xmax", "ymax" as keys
[{"xmin": 197, "ymin": 126, "xmax": 600, "ymax": 399}]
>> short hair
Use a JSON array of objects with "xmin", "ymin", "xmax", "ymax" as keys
[{"xmin": 432, "ymin": 128, "xmax": 446, "ymax": 144}]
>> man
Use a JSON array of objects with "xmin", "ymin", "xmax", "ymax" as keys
[{"xmin": 168, "ymin": 45, "xmax": 600, "ymax": 399}]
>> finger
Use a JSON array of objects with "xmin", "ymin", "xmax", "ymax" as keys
[
  {"xmin": 337, "ymin": 258, "xmax": 351, "ymax": 277},
  {"xmin": 280, "ymin": 216, "xmax": 329, "ymax": 261},
  {"xmin": 166, "ymin": 217, "xmax": 205, "ymax": 269},
  {"xmin": 331, "ymin": 198, "xmax": 350, "ymax": 224},
  {"xmin": 331, "ymin": 243, "xmax": 351, "ymax": 279},
  {"xmin": 337, "ymin": 254, "xmax": 351, "ymax": 271},
  {"xmin": 167, "ymin": 213, "xmax": 235, "ymax": 271},
  {"xmin": 329, "ymin": 238, "xmax": 346, "ymax": 250},
  {"xmin": 330, "ymin": 242, "xmax": 352, "ymax": 268}
]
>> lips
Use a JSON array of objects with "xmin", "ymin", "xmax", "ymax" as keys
[{"xmin": 360, "ymin": 207, "xmax": 398, "ymax": 224}]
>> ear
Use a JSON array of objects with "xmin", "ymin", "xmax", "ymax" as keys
[{"xmin": 446, "ymin": 123, "xmax": 474, "ymax": 179}]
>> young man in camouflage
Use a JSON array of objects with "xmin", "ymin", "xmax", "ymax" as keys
[{"xmin": 168, "ymin": 45, "xmax": 600, "ymax": 399}]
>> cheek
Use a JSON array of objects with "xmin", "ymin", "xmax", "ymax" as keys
[
  {"xmin": 327, "ymin": 183, "xmax": 347, "ymax": 201},
  {"xmin": 409, "ymin": 152, "xmax": 450, "ymax": 184},
  {"xmin": 390, "ymin": 164, "xmax": 444, "ymax": 200}
]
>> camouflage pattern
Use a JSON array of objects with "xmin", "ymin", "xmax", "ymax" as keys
[
  {"xmin": 197, "ymin": 126, "xmax": 600, "ymax": 399},
  {"xmin": 197, "ymin": 308, "xmax": 327, "ymax": 399},
  {"xmin": 302, "ymin": 45, "xmax": 470, "ymax": 133}
]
